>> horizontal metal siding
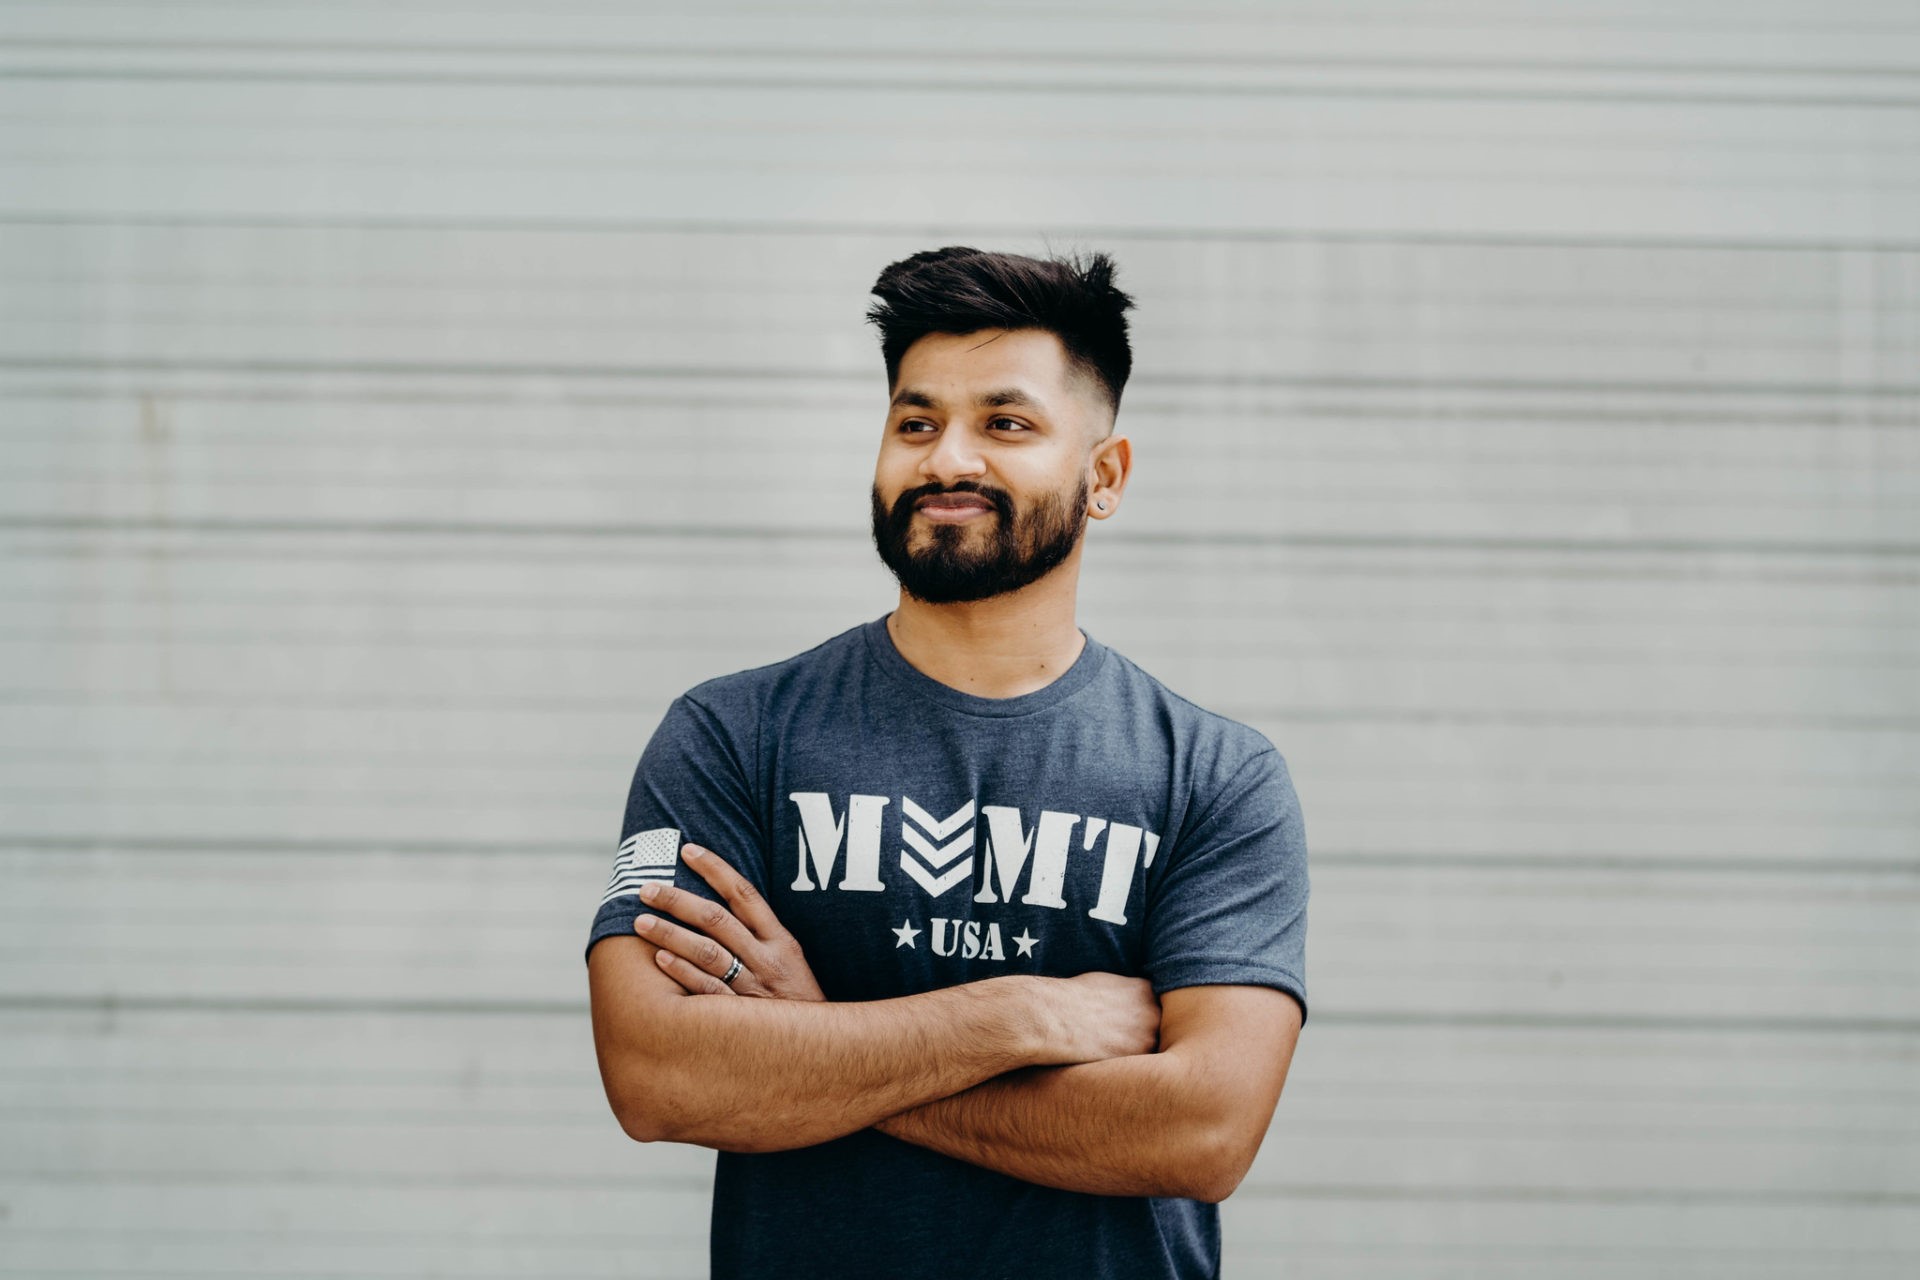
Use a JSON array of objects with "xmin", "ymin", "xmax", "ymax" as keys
[{"xmin": 1, "ymin": 3, "xmax": 1915, "ymax": 1277}]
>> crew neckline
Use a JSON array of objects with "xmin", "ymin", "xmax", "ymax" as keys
[{"xmin": 862, "ymin": 612, "xmax": 1109, "ymax": 719}]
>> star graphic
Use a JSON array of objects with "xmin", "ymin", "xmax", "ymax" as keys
[
  {"xmin": 1012, "ymin": 929, "xmax": 1038, "ymax": 959},
  {"xmin": 892, "ymin": 919, "xmax": 922, "ymax": 949}
]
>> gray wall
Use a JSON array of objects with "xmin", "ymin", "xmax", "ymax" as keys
[{"xmin": 2, "ymin": 2, "xmax": 1916, "ymax": 1276}]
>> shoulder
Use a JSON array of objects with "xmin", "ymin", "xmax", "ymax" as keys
[
  {"xmin": 1096, "ymin": 645, "xmax": 1306, "ymax": 868},
  {"xmin": 675, "ymin": 619, "xmax": 870, "ymax": 724},
  {"xmin": 636, "ymin": 622, "xmax": 868, "ymax": 770},
  {"xmin": 1096, "ymin": 640, "xmax": 1283, "ymax": 784}
]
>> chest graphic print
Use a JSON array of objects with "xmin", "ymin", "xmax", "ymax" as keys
[{"xmin": 786, "ymin": 791, "xmax": 1161, "ymax": 965}]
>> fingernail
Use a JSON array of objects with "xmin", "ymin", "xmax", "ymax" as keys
[
  {"xmin": 634, "ymin": 914, "xmax": 656, "ymax": 933},
  {"xmin": 682, "ymin": 844, "xmax": 704, "ymax": 860},
  {"xmin": 638, "ymin": 883, "xmax": 659, "ymax": 901}
]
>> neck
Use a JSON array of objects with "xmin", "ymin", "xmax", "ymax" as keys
[{"xmin": 885, "ymin": 552, "xmax": 1087, "ymax": 700}]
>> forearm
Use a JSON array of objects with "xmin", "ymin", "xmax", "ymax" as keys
[
  {"xmin": 592, "ymin": 940, "xmax": 1057, "ymax": 1152},
  {"xmin": 875, "ymin": 1052, "xmax": 1242, "ymax": 1201}
]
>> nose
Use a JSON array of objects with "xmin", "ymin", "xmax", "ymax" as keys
[{"xmin": 919, "ymin": 422, "xmax": 987, "ymax": 485}]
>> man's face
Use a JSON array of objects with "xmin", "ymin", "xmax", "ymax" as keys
[{"xmin": 870, "ymin": 328, "xmax": 1107, "ymax": 605}]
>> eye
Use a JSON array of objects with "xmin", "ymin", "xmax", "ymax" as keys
[
  {"xmin": 989, "ymin": 417, "xmax": 1031, "ymax": 432},
  {"xmin": 898, "ymin": 418, "xmax": 937, "ymax": 434}
]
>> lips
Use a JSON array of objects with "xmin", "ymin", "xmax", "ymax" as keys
[{"xmin": 916, "ymin": 494, "xmax": 995, "ymax": 512}]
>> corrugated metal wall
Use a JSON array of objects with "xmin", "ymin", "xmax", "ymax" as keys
[{"xmin": 2, "ymin": 2, "xmax": 1915, "ymax": 1276}]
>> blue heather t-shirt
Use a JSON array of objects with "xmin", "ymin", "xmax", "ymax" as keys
[{"xmin": 585, "ymin": 614, "xmax": 1310, "ymax": 1280}]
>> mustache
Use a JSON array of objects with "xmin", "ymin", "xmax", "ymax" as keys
[{"xmin": 890, "ymin": 480, "xmax": 1016, "ymax": 523}]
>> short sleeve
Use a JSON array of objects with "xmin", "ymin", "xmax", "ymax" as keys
[
  {"xmin": 583, "ymin": 692, "xmax": 768, "ymax": 964},
  {"xmin": 1144, "ymin": 747, "xmax": 1310, "ymax": 1025}
]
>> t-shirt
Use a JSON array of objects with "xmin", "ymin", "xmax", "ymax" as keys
[{"xmin": 584, "ymin": 613, "xmax": 1310, "ymax": 1280}]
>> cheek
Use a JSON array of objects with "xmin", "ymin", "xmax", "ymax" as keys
[
  {"xmin": 874, "ymin": 446, "xmax": 918, "ymax": 490},
  {"xmin": 1011, "ymin": 458, "xmax": 1082, "ymax": 504},
  {"xmin": 872, "ymin": 465, "xmax": 925, "ymax": 521}
]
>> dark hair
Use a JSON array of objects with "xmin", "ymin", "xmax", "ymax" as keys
[{"xmin": 864, "ymin": 246, "xmax": 1136, "ymax": 420}]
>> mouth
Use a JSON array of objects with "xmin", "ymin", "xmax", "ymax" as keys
[{"xmin": 914, "ymin": 494, "xmax": 997, "ymax": 523}]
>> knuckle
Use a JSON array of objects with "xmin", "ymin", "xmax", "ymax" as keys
[
  {"xmin": 699, "ymin": 940, "xmax": 724, "ymax": 967},
  {"xmin": 699, "ymin": 903, "xmax": 729, "ymax": 931}
]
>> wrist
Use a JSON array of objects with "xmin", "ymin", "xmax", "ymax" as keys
[{"xmin": 988, "ymin": 973, "xmax": 1060, "ymax": 1066}]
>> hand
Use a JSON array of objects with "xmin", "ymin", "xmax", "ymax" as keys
[
  {"xmin": 1040, "ymin": 972, "xmax": 1162, "ymax": 1064},
  {"xmin": 633, "ymin": 843, "xmax": 826, "ymax": 1001}
]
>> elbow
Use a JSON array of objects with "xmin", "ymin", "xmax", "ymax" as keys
[
  {"xmin": 616, "ymin": 1112, "xmax": 663, "ymax": 1145},
  {"xmin": 1175, "ymin": 1121, "xmax": 1260, "ymax": 1205},
  {"xmin": 590, "ymin": 942, "xmax": 758, "ymax": 1149},
  {"xmin": 606, "ymin": 1074, "xmax": 729, "ymax": 1148},
  {"xmin": 606, "ymin": 1079, "xmax": 791, "ymax": 1154},
  {"xmin": 609, "ymin": 1095, "xmax": 672, "ymax": 1146},
  {"xmin": 1183, "ymin": 1166, "xmax": 1247, "ymax": 1205},
  {"xmin": 615, "ymin": 1110, "xmax": 793, "ymax": 1155},
  {"xmin": 1168, "ymin": 1065, "xmax": 1281, "ymax": 1202},
  {"xmin": 603, "ymin": 1071, "xmax": 674, "ymax": 1144},
  {"xmin": 597, "ymin": 1036, "xmax": 706, "ymax": 1146},
  {"xmin": 597, "ymin": 1030, "xmax": 803, "ymax": 1152}
]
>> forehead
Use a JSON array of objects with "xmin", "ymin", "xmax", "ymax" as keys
[{"xmin": 892, "ymin": 328, "xmax": 1080, "ymax": 405}]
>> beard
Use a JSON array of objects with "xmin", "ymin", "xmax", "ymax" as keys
[{"xmin": 870, "ymin": 475, "xmax": 1090, "ymax": 605}]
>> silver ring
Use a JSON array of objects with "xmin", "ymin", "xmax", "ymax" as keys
[{"xmin": 720, "ymin": 954, "xmax": 743, "ymax": 985}]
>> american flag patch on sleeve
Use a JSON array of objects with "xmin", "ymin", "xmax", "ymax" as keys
[{"xmin": 600, "ymin": 827, "xmax": 681, "ymax": 906}]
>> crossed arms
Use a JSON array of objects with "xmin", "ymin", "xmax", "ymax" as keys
[{"xmin": 586, "ymin": 843, "xmax": 1303, "ymax": 1203}]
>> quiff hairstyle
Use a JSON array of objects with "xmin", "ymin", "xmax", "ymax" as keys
[{"xmin": 864, "ymin": 246, "xmax": 1137, "ymax": 424}]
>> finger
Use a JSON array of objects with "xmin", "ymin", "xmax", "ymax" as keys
[
  {"xmin": 633, "ymin": 911, "xmax": 738, "ymax": 979},
  {"xmin": 639, "ymin": 882, "xmax": 761, "ymax": 962},
  {"xmin": 652, "ymin": 943, "xmax": 710, "ymax": 995},
  {"xmin": 654, "ymin": 946, "xmax": 737, "ymax": 996},
  {"xmin": 680, "ymin": 844, "xmax": 786, "ymax": 941}
]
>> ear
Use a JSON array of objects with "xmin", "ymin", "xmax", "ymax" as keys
[{"xmin": 1087, "ymin": 433, "xmax": 1133, "ymax": 520}]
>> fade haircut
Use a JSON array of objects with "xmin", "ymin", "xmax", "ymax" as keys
[{"xmin": 864, "ymin": 246, "xmax": 1137, "ymax": 424}]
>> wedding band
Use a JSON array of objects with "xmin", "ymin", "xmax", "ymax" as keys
[{"xmin": 720, "ymin": 954, "xmax": 743, "ymax": 985}]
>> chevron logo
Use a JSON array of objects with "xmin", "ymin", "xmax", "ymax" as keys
[{"xmin": 899, "ymin": 797, "xmax": 975, "ymax": 898}]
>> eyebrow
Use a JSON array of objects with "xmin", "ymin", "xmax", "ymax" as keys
[{"xmin": 890, "ymin": 387, "xmax": 1048, "ymax": 413}]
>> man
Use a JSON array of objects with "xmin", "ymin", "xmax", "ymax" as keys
[{"xmin": 585, "ymin": 246, "xmax": 1310, "ymax": 1280}]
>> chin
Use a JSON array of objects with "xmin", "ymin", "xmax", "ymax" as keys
[{"xmin": 910, "ymin": 522, "xmax": 984, "ymax": 549}]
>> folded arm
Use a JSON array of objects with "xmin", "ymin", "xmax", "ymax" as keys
[
  {"xmin": 874, "ymin": 984, "xmax": 1302, "ymax": 1202},
  {"xmin": 634, "ymin": 847, "xmax": 1300, "ymax": 1197},
  {"xmin": 588, "ymin": 846, "xmax": 1159, "ymax": 1154}
]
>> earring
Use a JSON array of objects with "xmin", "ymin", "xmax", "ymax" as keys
[{"xmin": 1095, "ymin": 500, "xmax": 1108, "ymax": 511}]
